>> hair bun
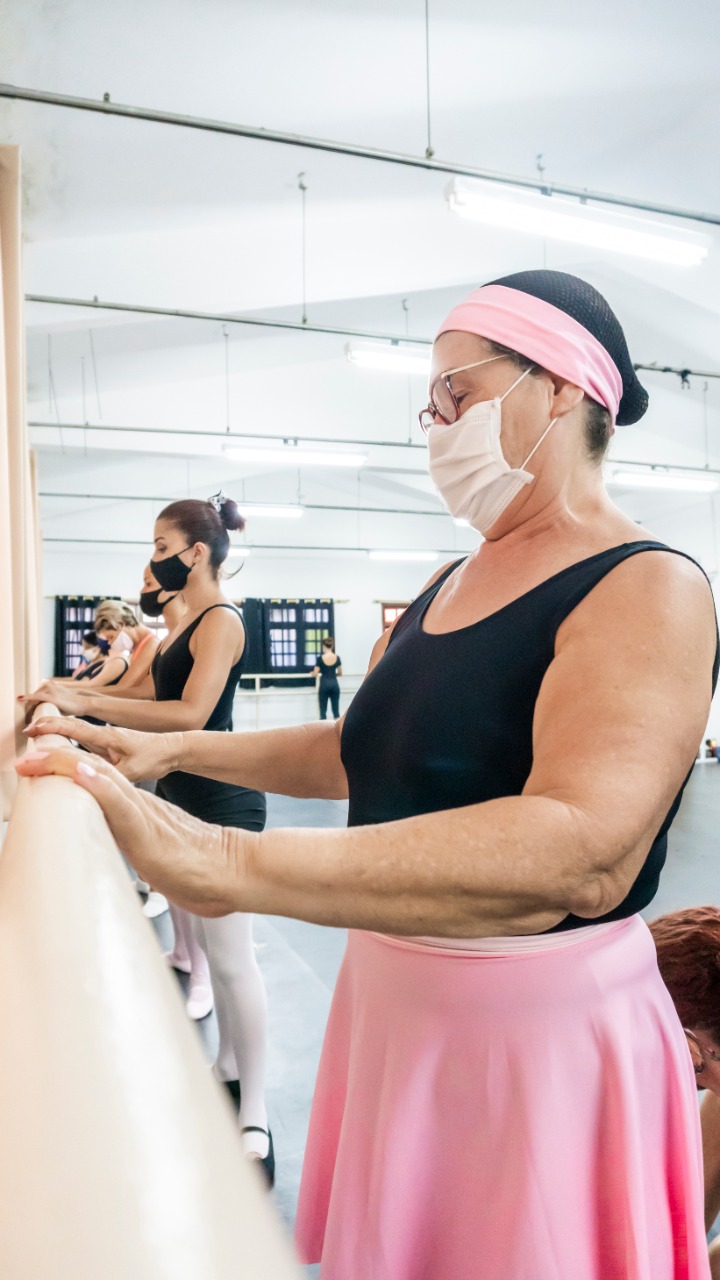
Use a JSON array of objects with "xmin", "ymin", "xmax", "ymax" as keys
[{"xmin": 217, "ymin": 496, "xmax": 246, "ymax": 533}]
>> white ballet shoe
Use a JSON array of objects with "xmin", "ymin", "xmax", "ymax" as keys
[
  {"xmin": 135, "ymin": 878, "xmax": 150, "ymax": 894},
  {"xmin": 142, "ymin": 891, "xmax": 169, "ymax": 918},
  {"xmin": 186, "ymin": 980, "xmax": 214, "ymax": 1021},
  {"xmin": 163, "ymin": 951, "xmax": 192, "ymax": 974}
]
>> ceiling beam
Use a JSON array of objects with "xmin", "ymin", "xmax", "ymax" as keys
[
  {"xmin": 25, "ymin": 294, "xmax": 432, "ymax": 346},
  {"xmin": 39, "ymin": 491, "xmax": 450, "ymax": 518},
  {"xmin": 29, "ymin": 421, "xmax": 427, "ymax": 451},
  {"xmin": 4, "ymin": 82, "xmax": 720, "ymax": 226}
]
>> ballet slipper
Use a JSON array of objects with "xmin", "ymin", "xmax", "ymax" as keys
[{"xmin": 186, "ymin": 979, "xmax": 214, "ymax": 1021}]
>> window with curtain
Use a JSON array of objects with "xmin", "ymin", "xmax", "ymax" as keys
[{"xmin": 250, "ymin": 598, "xmax": 335, "ymax": 684}]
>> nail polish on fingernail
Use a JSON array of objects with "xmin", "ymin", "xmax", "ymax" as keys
[{"xmin": 77, "ymin": 762, "xmax": 97, "ymax": 778}]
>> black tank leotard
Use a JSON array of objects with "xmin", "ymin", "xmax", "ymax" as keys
[
  {"xmin": 152, "ymin": 603, "xmax": 266, "ymax": 830},
  {"xmin": 340, "ymin": 542, "xmax": 719, "ymax": 932}
]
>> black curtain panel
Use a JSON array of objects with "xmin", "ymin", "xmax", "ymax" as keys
[
  {"xmin": 241, "ymin": 598, "xmax": 335, "ymax": 688},
  {"xmin": 237, "ymin": 598, "xmax": 269, "ymax": 689},
  {"xmin": 53, "ymin": 595, "xmax": 107, "ymax": 676}
]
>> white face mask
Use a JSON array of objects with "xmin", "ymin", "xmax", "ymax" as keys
[
  {"xmin": 109, "ymin": 632, "xmax": 133, "ymax": 655},
  {"xmin": 427, "ymin": 367, "xmax": 558, "ymax": 535}
]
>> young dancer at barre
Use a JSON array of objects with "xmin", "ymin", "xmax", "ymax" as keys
[{"xmin": 25, "ymin": 496, "xmax": 273, "ymax": 1183}]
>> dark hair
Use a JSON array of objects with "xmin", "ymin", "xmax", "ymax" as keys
[
  {"xmin": 83, "ymin": 630, "xmax": 98, "ymax": 645},
  {"xmin": 158, "ymin": 495, "xmax": 246, "ymax": 578},
  {"xmin": 484, "ymin": 339, "xmax": 613, "ymax": 466},
  {"xmin": 649, "ymin": 907, "xmax": 720, "ymax": 1044},
  {"xmin": 322, "ymin": 636, "xmax": 334, "ymax": 648}
]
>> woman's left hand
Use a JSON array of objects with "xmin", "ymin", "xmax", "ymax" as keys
[{"xmin": 15, "ymin": 747, "xmax": 251, "ymax": 916}]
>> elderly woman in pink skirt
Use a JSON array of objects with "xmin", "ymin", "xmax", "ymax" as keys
[{"xmin": 22, "ymin": 270, "xmax": 717, "ymax": 1280}]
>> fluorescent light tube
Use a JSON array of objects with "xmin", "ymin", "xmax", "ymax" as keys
[
  {"xmin": 368, "ymin": 550, "xmax": 439, "ymax": 562},
  {"xmin": 242, "ymin": 503, "xmax": 304, "ymax": 519},
  {"xmin": 446, "ymin": 180, "xmax": 709, "ymax": 268},
  {"xmin": 345, "ymin": 342, "xmax": 431, "ymax": 376},
  {"xmin": 224, "ymin": 445, "xmax": 367, "ymax": 468},
  {"xmin": 607, "ymin": 470, "xmax": 720, "ymax": 493},
  {"xmin": 226, "ymin": 546, "xmax": 252, "ymax": 557}
]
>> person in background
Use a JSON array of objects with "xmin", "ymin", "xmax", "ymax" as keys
[
  {"xmin": 133, "ymin": 565, "xmax": 212, "ymax": 987},
  {"xmin": 71, "ymin": 631, "xmax": 101, "ymax": 677},
  {"xmin": 93, "ymin": 599, "xmax": 160, "ymax": 689},
  {"xmin": 312, "ymin": 636, "xmax": 342, "ymax": 720},
  {"xmin": 650, "ymin": 906, "xmax": 720, "ymax": 1278},
  {"xmin": 23, "ymin": 496, "xmax": 273, "ymax": 1184}
]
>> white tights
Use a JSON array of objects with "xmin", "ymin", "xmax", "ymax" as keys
[
  {"xmin": 192, "ymin": 912, "xmax": 269, "ymax": 1155},
  {"xmin": 167, "ymin": 901, "xmax": 209, "ymax": 983}
]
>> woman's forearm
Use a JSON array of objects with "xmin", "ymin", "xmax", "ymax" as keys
[
  {"xmin": 83, "ymin": 682, "xmax": 154, "ymax": 701},
  {"xmin": 230, "ymin": 794, "xmax": 613, "ymax": 936},
  {"xmin": 173, "ymin": 721, "xmax": 348, "ymax": 799},
  {"xmin": 76, "ymin": 693, "xmax": 204, "ymax": 732}
]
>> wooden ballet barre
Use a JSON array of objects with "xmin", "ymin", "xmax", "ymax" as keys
[{"xmin": 0, "ymin": 705, "xmax": 300, "ymax": 1280}]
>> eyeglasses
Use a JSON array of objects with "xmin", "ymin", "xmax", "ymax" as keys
[
  {"xmin": 684, "ymin": 1029, "xmax": 720, "ymax": 1075},
  {"xmin": 418, "ymin": 355, "xmax": 508, "ymax": 435}
]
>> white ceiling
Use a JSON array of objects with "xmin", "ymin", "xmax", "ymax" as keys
[{"xmin": 3, "ymin": 0, "xmax": 720, "ymax": 563}]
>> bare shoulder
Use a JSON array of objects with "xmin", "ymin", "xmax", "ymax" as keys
[
  {"xmin": 561, "ymin": 546, "xmax": 717, "ymax": 659},
  {"xmin": 189, "ymin": 604, "xmax": 245, "ymax": 660},
  {"xmin": 196, "ymin": 604, "xmax": 244, "ymax": 636}
]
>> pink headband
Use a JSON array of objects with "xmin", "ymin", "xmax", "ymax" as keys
[{"xmin": 437, "ymin": 285, "xmax": 623, "ymax": 424}]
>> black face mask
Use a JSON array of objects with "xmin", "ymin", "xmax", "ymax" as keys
[
  {"xmin": 149, "ymin": 548, "xmax": 193, "ymax": 593},
  {"xmin": 139, "ymin": 588, "xmax": 177, "ymax": 618}
]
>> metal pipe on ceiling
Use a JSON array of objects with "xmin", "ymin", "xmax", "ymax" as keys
[
  {"xmin": 29, "ymin": 420, "xmax": 428, "ymax": 451},
  {"xmin": 3, "ymin": 82, "xmax": 719, "ymax": 226},
  {"xmin": 39, "ymin": 491, "xmax": 450, "ymax": 518},
  {"xmin": 25, "ymin": 294, "xmax": 432, "ymax": 346},
  {"xmin": 25, "ymin": 304, "xmax": 720, "ymax": 389},
  {"xmin": 633, "ymin": 363, "xmax": 720, "ymax": 382},
  {"xmin": 43, "ymin": 537, "xmax": 465, "ymax": 554},
  {"xmin": 28, "ymin": 425, "xmax": 720, "ymax": 476}
]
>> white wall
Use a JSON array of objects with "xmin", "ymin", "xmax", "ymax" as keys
[{"xmin": 41, "ymin": 545, "xmax": 444, "ymax": 679}]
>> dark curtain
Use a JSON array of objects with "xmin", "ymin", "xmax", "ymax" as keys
[
  {"xmin": 238, "ymin": 599, "xmax": 268, "ymax": 689},
  {"xmin": 54, "ymin": 596, "xmax": 106, "ymax": 676}
]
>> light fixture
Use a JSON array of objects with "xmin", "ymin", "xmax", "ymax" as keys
[
  {"xmin": 368, "ymin": 550, "xmax": 439, "ymax": 562},
  {"xmin": 223, "ymin": 444, "xmax": 367, "ymax": 468},
  {"xmin": 446, "ymin": 180, "xmax": 709, "ymax": 268},
  {"xmin": 241, "ymin": 503, "xmax": 304, "ymax": 519},
  {"xmin": 226, "ymin": 546, "xmax": 253, "ymax": 557},
  {"xmin": 607, "ymin": 469, "xmax": 720, "ymax": 493},
  {"xmin": 345, "ymin": 342, "xmax": 431, "ymax": 377}
]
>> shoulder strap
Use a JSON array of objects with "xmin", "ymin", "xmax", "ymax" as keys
[
  {"xmin": 553, "ymin": 541, "xmax": 719, "ymax": 688},
  {"xmin": 129, "ymin": 632, "xmax": 154, "ymax": 663}
]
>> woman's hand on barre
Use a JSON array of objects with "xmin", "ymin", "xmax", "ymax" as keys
[
  {"xmin": 24, "ymin": 717, "xmax": 180, "ymax": 783},
  {"xmin": 20, "ymin": 678, "xmax": 91, "ymax": 718},
  {"xmin": 14, "ymin": 746, "xmax": 246, "ymax": 916}
]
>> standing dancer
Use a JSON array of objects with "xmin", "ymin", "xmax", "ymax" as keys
[{"xmin": 26, "ymin": 497, "xmax": 272, "ymax": 1182}]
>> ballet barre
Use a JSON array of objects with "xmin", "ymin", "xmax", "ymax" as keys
[
  {"xmin": 237, "ymin": 671, "xmax": 363, "ymax": 729},
  {"xmin": 0, "ymin": 704, "xmax": 300, "ymax": 1280}
]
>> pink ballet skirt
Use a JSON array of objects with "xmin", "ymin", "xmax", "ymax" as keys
[{"xmin": 295, "ymin": 917, "xmax": 710, "ymax": 1280}]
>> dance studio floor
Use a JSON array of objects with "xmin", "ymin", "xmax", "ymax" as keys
[{"xmin": 151, "ymin": 764, "xmax": 720, "ymax": 1271}]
